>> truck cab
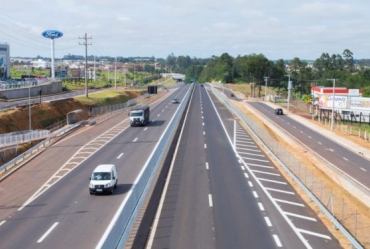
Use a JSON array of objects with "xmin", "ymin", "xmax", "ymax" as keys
[{"xmin": 129, "ymin": 105, "xmax": 150, "ymax": 126}]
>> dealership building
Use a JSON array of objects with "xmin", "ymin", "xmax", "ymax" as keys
[{"xmin": 0, "ymin": 42, "xmax": 10, "ymax": 80}]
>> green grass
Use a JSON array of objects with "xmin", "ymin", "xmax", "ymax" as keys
[{"xmin": 75, "ymin": 90, "xmax": 132, "ymax": 106}]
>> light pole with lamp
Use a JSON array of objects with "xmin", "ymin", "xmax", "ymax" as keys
[
  {"xmin": 285, "ymin": 74, "xmax": 292, "ymax": 111},
  {"xmin": 327, "ymin": 78, "xmax": 336, "ymax": 132},
  {"xmin": 264, "ymin": 76, "xmax": 269, "ymax": 101}
]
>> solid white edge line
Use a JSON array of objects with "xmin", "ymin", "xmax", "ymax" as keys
[
  {"xmin": 37, "ymin": 222, "xmax": 59, "ymax": 243},
  {"xmin": 273, "ymin": 234, "xmax": 283, "ymax": 247}
]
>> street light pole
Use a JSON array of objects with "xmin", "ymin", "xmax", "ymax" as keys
[
  {"xmin": 327, "ymin": 78, "xmax": 336, "ymax": 132},
  {"xmin": 29, "ymin": 83, "xmax": 31, "ymax": 132},
  {"xmin": 264, "ymin": 76, "xmax": 269, "ymax": 101},
  {"xmin": 285, "ymin": 74, "xmax": 292, "ymax": 111}
]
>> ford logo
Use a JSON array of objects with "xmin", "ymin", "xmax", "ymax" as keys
[{"xmin": 42, "ymin": 30, "xmax": 63, "ymax": 39}]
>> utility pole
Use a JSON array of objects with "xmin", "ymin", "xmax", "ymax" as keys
[
  {"xmin": 93, "ymin": 55, "xmax": 96, "ymax": 89},
  {"xmin": 114, "ymin": 57, "xmax": 117, "ymax": 90},
  {"xmin": 285, "ymin": 74, "xmax": 292, "ymax": 111},
  {"xmin": 79, "ymin": 33, "xmax": 92, "ymax": 97},
  {"xmin": 264, "ymin": 76, "xmax": 269, "ymax": 101},
  {"xmin": 327, "ymin": 78, "xmax": 336, "ymax": 132}
]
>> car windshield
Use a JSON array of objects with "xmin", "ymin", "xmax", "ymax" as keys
[
  {"xmin": 92, "ymin": 172, "xmax": 111, "ymax": 180},
  {"xmin": 130, "ymin": 111, "xmax": 143, "ymax": 117}
]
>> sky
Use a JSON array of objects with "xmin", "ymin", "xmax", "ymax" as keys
[{"xmin": 1, "ymin": 0, "xmax": 370, "ymax": 60}]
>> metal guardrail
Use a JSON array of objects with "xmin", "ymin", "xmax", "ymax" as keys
[
  {"xmin": 0, "ymin": 130, "xmax": 50, "ymax": 148},
  {"xmin": 96, "ymin": 85, "xmax": 193, "ymax": 249},
  {"xmin": 209, "ymin": 84, "xmax": 363, "ymax": 249}
]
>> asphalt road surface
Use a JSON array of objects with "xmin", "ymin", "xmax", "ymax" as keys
[{"xmin": 146, "ymin": 85, "xmax": 341, "ymax": 249}]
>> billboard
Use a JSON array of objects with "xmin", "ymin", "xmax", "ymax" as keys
[
  {"xmin": 0, "ymin": 55, "xmax": 5, "ymax": 67},
  {"xmin": 319, "ymin": 95, "xmax": 348, "ymax": 109},
  {"xmin": 350, "ymin": 97, "xmax": 370, "ymax": 110}
]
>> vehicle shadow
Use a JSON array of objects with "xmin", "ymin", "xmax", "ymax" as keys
[{"xmin": 147, "ymin": 120, "xmax": 165, "ymax": 127}]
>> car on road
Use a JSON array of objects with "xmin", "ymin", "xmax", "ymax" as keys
[
  {"xmin": 89, "ymin": 164, "xmax": 118, "ymax": 195},
  {"xmin": 172, "ymin": 98, "xmax": 180, "ymax": 104},
  {"xmin": 274, "ymin": 108, "xmax": 284, "ymax": 115}
]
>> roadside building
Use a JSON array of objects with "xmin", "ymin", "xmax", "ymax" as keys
[{"xmin": 0, "ymin": 43, "xmax": 10, "ymax": 79}]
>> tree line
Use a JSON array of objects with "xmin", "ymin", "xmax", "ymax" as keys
[{"xmin": 165, "ymin": 49, "xmax": 370, "ymax": 98}]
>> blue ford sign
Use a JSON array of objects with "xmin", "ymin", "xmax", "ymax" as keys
[{"xmin": 42, "ymin": 30, "xmax": 63, "ymax": 39}]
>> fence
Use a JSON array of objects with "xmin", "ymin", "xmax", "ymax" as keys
[
  {"xmin": 0, "ymin": 130, "xmax": 50, "ymax": 148},
  {"xmin": 210, "ymin": 85, "xmax": 364, "ymax": 249}
]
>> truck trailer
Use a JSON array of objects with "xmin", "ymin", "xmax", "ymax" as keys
[{"xmin": 129, "ymin": 105, "xmax": 150, "ymax": 126}]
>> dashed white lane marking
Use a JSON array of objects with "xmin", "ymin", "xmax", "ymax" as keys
[
  {"xmin": 258, "ymin": 203, "xmax": 264, "ymax": 211},
  {"xmin": 308, "ymin": 135, "xmax": 312, "ymax": 139},
  {"xmin": 284, "ymin": 212, "xmax": 317, "ymax": 221},
  {"xmin": 157, "ymin": 114, "xmax": 160, "ymax": 116},
  {"xmin": 296, "ymin": 228, "xmax": 331, "ymax": 240},
  {"xmin": 300, "ymin": 130, "xmax": 303, "ymax": 133},
  {"xmin": 343, "ymin": 157, "xmax": 348, "ymax": 161},
  {"xmin": 208, "ymin": 194, "xmax": 213, "ymax": 207},
  {"xmin": 264, "ymin": 217, "xmax": 272, "ymax": 227},
  {"xmin": 117, "ymin": 153, "xmax": 124, "ymax": 159},
  {"xmin": 133, "ymin": 138, "xmax": 138, "ymax": 142},
  {"xmin": 318, "ymin": 141, "xmax": 322, "ymax": 145},
  {"xmin": 205, "ymin": 162, "xmax": 209, "ymax": 170},
  {"xmin": 203, "ymin": 131, "xmax": 205, "ymax": 135},
  {"xmin": 244, "ymin": 173, "xmax": 249, "ymax": 179},
  {"xmin": 251, "ymin": 170, "xmax": 280, "ymax": 176},
  {"xmin": 274, "ymin": 198, "xmax": 305, "ymax": 207},
  {"xmin": 0, "ymin": 220, "xmax": 6, "ymax": 227},
  {"xmin": 204, "ymin": 144, "xmax": 207, "ymax": 149},
  {"xmin": 241, "ymin": 166, "xmax": 245, "ymax": 170},
  {"xmin": 248, "ymin": 181, "xmax": 253, "ymax": 187},
  {"xmin": 257, "ymin": 178, "xmax": 287, "ymax": 185},
  {"xmin": 273, "ymin": 234, "xmax": 283, "ymax": 247},
  {"xmin": 361, "ymin": 167, "xmax": 367, "ymax": 172},
  {"xmin": 253, "ymin": 191, "xmax": 258, "ymax": 198},
  {"xmin": 144, "ymin": 127, "xmax": 148, "ymax": 131},
  {"xmin": 265, "ymin": 188, "xmax": 295, "ymax": 195},
  {"xmin": 202, "ymin": 122, "xmax": 205, "ymax": 126},
  {"xmin": 37, "ymin": 222, "xmax": 59, "ymax": 243},
  {"xmin": 202, "ymin": 116, "xmax": 204, "ymax": 119}
]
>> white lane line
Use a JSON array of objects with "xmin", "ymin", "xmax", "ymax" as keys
[
  {"xmin": 208, "ymin": 194, "xmax": 213, "ymax": 207},
  {"xmin": 264, "ymin": 217, "xmax": 272, "ymax": 227},
  {"xmin": 157, "ymin": 114, "xmax": 160, "ymax": 117},
  {"xmin": 144, "ymin": 127, "xmax": 148, "ymax": 131},
  {"xmin": 204, "ymin": 144, "xmax": 207, "ymax": 149},
  {"xmin": 133, "ymin": 138, "xmax": 138, "ymax": 142},
  {"xmin": 203, "ymin": 131, "xmax": 205, "ymax": 135},
  {"xmin": 117, "ymin": 153, "xmax": 124, "ymax": 159},
  {"xmin": 236, "ymin": 147, "xmax": 260, "ymax": 152},
  {"xmin": 361, "ymin": 167, "xmax": 367, "ymax": 172},
  {"xmin": 241, "ymin": 166, "xmax": 245, "ymax": 170},
  {"xmin": 273, "ymin": 198, "xmax": 304, "ymax": 207},
  {"xmin": 251, "ymin": 170, "xmax": 280, "ymax": 176},
  {"xmin": 246, "ymin": 163, "xmax": 273, "ymax": 169},
  {"xmin": 297, "ymin": 228, "xmax": 331, "ymax": 240},
  {"xmin": 265, "ymin": 188, "xmax": 295, "ymax": 195},
  {"xmin": 248, "ymin": 181, "xmax": 253, "ymax": 187},
  {"xmin": 202, "ymin": 122, "xmax": 205, "ymax": 126},
  {"xmin": 240, "ymin": 157, "xmax": 269, "ymax": 163},
  {"xmin": 318, "ymin": 141, "xmax": 322, "ymax": 145},
  {"xmin": 244, "ymin": 173, "xmax": 249, "ymax": 179},
  {"xmin": 343, "ymin": 157, "xmax": 348, "ymax": 161},
  {"xmin": 238, "ymin": 151, "xmax": 265, "ymax": 157},
  {"xmin": 253, "ymin": 191, "xmax": 258, "ymax": 198},
  {"xmin": 273, "ymin": 234, "xmax": 283, "ymax": 247},
  {"xmin": 206, "ymin": 162, "xmax": 209, "ymax": 170},
  {"xmin": 257, "ymin": 178, "xmax": 287, "ymax": 185},
  {"xmin": 308, "ymin": 136, "xmax": 312, "ymax": 139},
  {"xmin": 0, "ymin": 220, "xmax": 6, "ymax": 227},
  {"xmin": 258, "ymin": 203, "xmax": 264, "ymax": 211},
  {"xmin": 284, "ymin": 212, "xmax": 317, "ymax": 221},
  {"xmin": 37, "ymin": 222, "xmax": 59, "ymax": 243},
  {"xmin": 202, "ymin": 116, "xmax": 204, "ymax": 119}
]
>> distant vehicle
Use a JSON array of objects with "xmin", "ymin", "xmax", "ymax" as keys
[
  {"xmin": 129, "ymin": 105, "xmax": 150, "ymax": 126},
  {"xmin": 172, "ymin": 98, "xmax": 180, "ymax": 104},
  {"xmin": 230, "ymin": 93, "xmax": 235, "ymax": 97},
  {"xmin": 201, "ymin": 84, "xmax": 204, "ymax": 87},
  {"xmin": 274, "ymin": 108, "xmax": 284, "ymax": 115},
  {"xmin": 89, "ymin": 164, "xmax": 118, "ymax": 195}
]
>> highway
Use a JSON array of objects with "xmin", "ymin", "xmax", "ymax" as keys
[
  {"xmin": 248, "ymin": 101, "xmax": 370, "ymax": 191},
  {"xmin": 0, "ymin": 84, "xmax": 190, "ymax": 249},
  {"xmin": 145, "ymin": 85, "xmax": 341, "ymax": 249}
]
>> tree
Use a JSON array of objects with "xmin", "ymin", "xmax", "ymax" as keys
[{"xmin": 343, "ymin": 49, "xmax": 355, "ymax": 73}]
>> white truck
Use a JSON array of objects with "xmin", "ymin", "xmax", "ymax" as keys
[{"xmin": 129, "ymin": 105, "xmax": 150, "ymax": 126}]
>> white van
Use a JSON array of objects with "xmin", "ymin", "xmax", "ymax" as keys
[{"xmin": 89, "ymin": 164, "xmax": 118, "ymax": 195}]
